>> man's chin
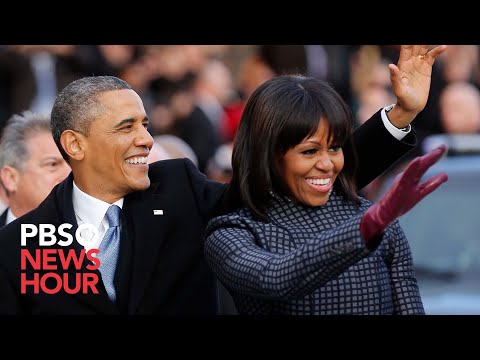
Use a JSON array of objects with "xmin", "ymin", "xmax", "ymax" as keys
[
  {"xmin": 124, "ymin": 172, "xmax": 151, "ymax": 191},
  {"xmin": 134, "ymin": 178, "xmax": 151, "ymax": 191}
]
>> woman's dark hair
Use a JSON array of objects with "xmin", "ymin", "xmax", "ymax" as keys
[{"xmin": 226, "ymin": 74, "xmax": 360, "ymax": 220}]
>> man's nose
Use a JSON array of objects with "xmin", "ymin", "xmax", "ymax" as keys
[{"xmin": 135, "ymin": 126, "xmax": 154, "ymax": 150}]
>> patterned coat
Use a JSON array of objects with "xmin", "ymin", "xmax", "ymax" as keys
[{"xmin": 205, "ymin": 191, "xmax": 424, "ymax": 315}]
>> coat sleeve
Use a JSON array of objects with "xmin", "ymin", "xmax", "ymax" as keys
[
  {"xmin": 351, "ymin": 109, "xmax": 417, "ymax": 190},
  {"xmin": 182, "ymin": 158, "xmax": 228, "ymax": 222},
  {"xmin": 204, "ymin": 212, "xmax": 375, "ymax": 300}
]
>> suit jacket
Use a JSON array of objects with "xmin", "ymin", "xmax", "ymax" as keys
[
  {"xmin": 0, "ymin": 209, "xmax": 7, "ymax": 228},
  {"xmin": 0, "ymin": 159, "xmax": 226, "ymax": 314},
  {"xmin": 205, "ymin": 191, "xmax": 425, "ymax": 315},
  {"xmin": 0, "ymin": 110, "xmax": 416, "ymax": 314}
]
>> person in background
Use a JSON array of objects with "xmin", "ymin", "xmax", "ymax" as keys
[
  {"xmin": 205, "ymin": 74, "xmax": 448, "ymax": 315},
  {"xmin": 0, "ymin": 111, "xmax": 70, "ymax": 227},
  {"xmin": 439, "ymin": 81, "xmax": 480, "ymax": 134}
]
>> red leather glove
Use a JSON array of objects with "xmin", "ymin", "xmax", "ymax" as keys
[{"xmin": 360, "ymin": 144, "xmax": 449, "ymax": 245}]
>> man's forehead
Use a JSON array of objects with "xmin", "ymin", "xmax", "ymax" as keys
[
  {"xmin": 26, "ymin": 130, "xmax": 55, "ymax": 144},
  {"xmin": 98, "ymin": 88, "xmax": 142, "ymax": 105},
  {"xmin": 97, "ymin": 91, "xmax": 146, "ymax": 118}
]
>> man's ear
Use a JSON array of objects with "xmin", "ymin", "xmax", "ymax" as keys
[
  {"xmin": 0, "ymin": 165, "xmax": 20, "ymax": 193},
  {"xmin": 60, "ymin": 130, "xmax": 85, "ymax": 161}
]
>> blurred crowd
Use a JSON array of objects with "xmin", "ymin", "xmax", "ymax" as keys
[{"xmin": 1, "ymin": 44, "xmax": 479, "ymax": 213}]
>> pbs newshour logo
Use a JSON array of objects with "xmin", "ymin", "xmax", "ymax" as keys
[{"xmin": 20, "ymin": 223, "xmax": 104, "ymax": 295}]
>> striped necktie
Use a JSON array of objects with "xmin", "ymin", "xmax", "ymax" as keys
[{"xmin": 97, "ymin": 204, "xmax": 121, "ymax": 302}]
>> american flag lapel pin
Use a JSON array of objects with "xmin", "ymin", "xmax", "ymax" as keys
[{"xmin": 153, "ymin": 210, "xmax": 164, "ymax": 215}]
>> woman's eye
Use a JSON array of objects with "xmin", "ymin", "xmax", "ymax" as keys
[
  {"xmin": 301, "ymin": 149, "xmax": 317, "ymax": 155},
  {"xmin": 328, "ymin": 146, "xmax": 342, "ymax": 152}
]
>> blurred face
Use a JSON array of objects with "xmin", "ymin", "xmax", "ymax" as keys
[
  {"xmin": 79, "ymin": 89, "xmax": 153, "ymax": 202},
  {"xmin": 356, "ymin": 86, "xmax": 395, "ymax": 125},
  {"xmin": 278, "ymin": 120, "xmax": 344, "ymax": 207},
  {"xmin": 240, "ymin": 56, "xmax": 274, "ymax": 97},
  {"xmin": 440, "ymin": 85, "xmax": 480, "ymax": 134},
  {"xmin": 443, "ymin": 45, "xmax": 478, "ymax": 82},
  {"xmin": 99, "ymin": 45, "xmax": 135, "ymax": 69},
  {"xmin": 14, "ymin": 131, "xmax": 71, "ymax": 216}
]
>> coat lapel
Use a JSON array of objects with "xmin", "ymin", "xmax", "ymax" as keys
[
  {"xmin": 0, "ymin": 209, "xmax": 7, "ymax": 227},
  {"xmin": 47, "ymin": 175, "xmax": 116, "ymax": 313},
  {"xmin": 125, "ymin": 191, "xmax": 170, "ymax": 314}
]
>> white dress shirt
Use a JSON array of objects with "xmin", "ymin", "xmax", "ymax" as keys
[
  {"xmin": 381, "ymin": 104, "xmax": 412, "ymax": 141},
  {"xmin": 72, "ymin": 181, "xmax": 123, "ymax": 251},
  {"xmin": 5, "ymin": 208, "xmax": 16, "ymax": 226}
]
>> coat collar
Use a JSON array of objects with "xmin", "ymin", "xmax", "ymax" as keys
[{"xmin": 0, "ymin": 208, "xmax": 7, "ymax": 228}]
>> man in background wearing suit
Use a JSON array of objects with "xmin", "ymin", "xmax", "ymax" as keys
[
  {"xmin": 0, "ymin": 45, "xmax": 445, "ymax": 314},
  {"xmin": 0, "ymin": 111, "xmax": 70, "ymax": 228}
]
